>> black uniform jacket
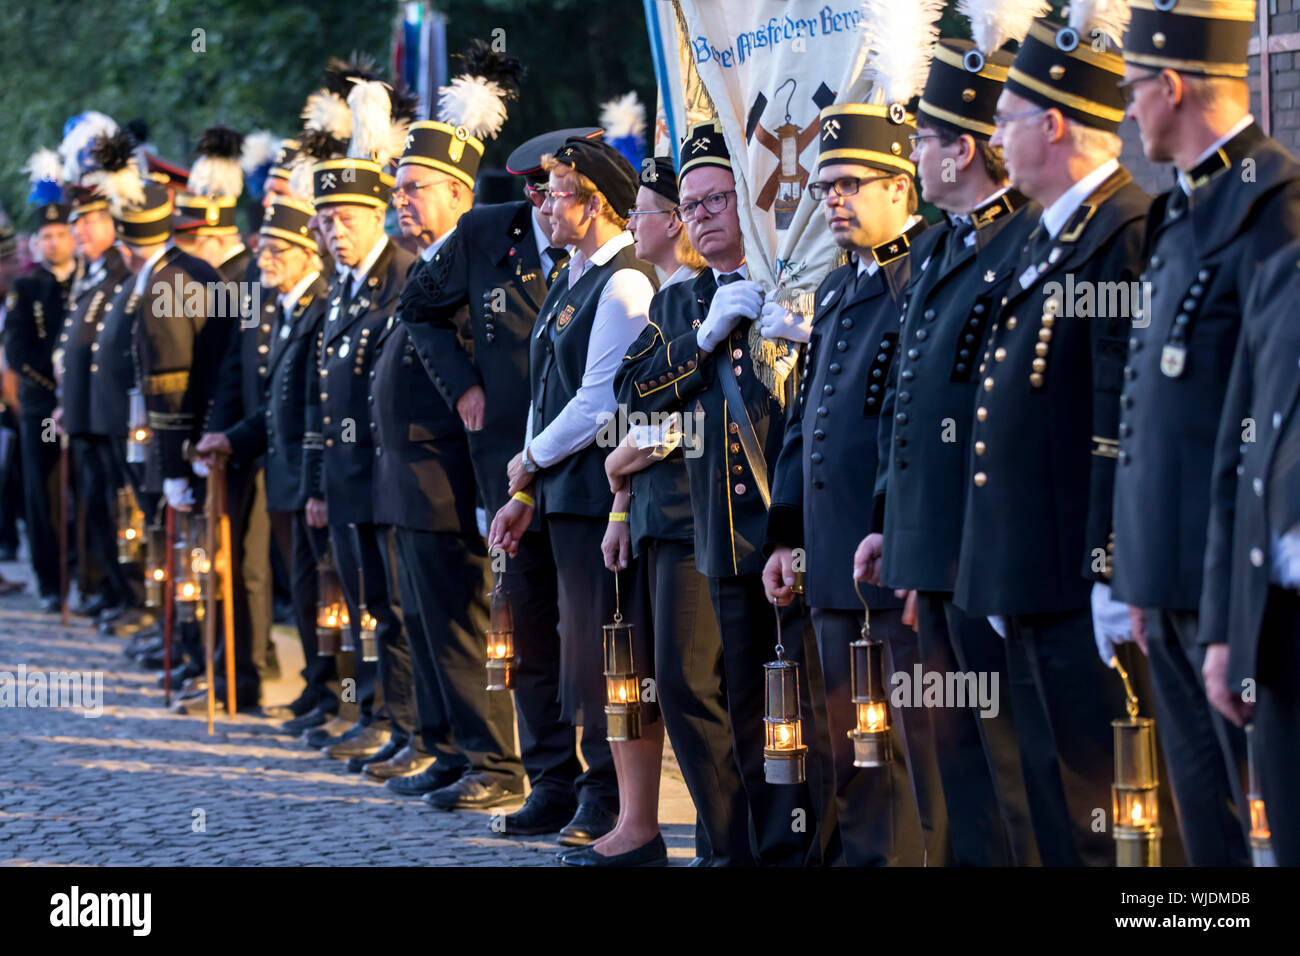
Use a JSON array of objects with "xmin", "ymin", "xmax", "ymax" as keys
[
  {"xmin": 874, "ymin": 191, "xmax": 1040, "ymax": 594},
  {"xmin": 767, "ymin": 219, "xmax": 927, "ymax": 611},
  {"xmin": 226, "ymin": 274, "xmax": 330, "ymax": 511},
  {"xmin": 6, "ymin": 262, "xmax": 77, "ymax": 420},
  {"xmin": 133, "ymin": 246, "xmax": 234, "ymax": 491},
  {"xmin": 396, "ymin": 201, "xmax": 549, "ymax": 516},
  {"xmin": 954, "ymin": 167, "xmax": 1150, "ymax": 617},
  {"xmin": 1113, "ymin": 124, "xmax": 1300, "ymax": 612},
  {"xmin": 303, "ymin": 238, "xmax": 415, "ymax": 526},
  {"xmin": 205, "ymin": 249, "xmax": 274, "ymax": 470},
  {"xmin": 617, "ymin": 268, "xmax": 784, "ymax": 579},
  {"xmin": 57, "ymin": 249, "xmax": 129, "ymax": 434},
  {"xmin": 1200, "ymin": 241, "xmax": 1300, "ymax": 686}
]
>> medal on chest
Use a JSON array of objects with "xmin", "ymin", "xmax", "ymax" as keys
[
  {"xmin": 338, "ymin": 335, "xmax": 351, "ymax": 359},
  {"xmin": 1160, "ymin": 343, "xmax": 1186, "ymax": 378}
]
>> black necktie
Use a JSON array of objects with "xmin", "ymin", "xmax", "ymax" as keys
[
  {"xmin": 717, "ymin": 271, "xmax": 743, "ymax": 286},
  {"xmin": 545, "ymin": 247, "xmax": 569, "ymax": 288},
  {"xmin": 342, "ymin": 273, "xmax": 355, "ymax": 305},
  {"xmin": 943, "ymin": 219, "xmax": 974, "ymax": 271}
]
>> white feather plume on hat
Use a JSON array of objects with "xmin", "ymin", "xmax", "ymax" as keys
[
  {"xmin": 600, "ymin": 92, "xmax": 646, "ymax": 141},
  {"xmin": 241, "ymin": 130, "xmax": 279, "ymax": 176},
  {"xmin": 347, "ymin": 79, "xmax": 397, "ymax": 165},
  {"xmin": 82, "ymin": 130, "xmax": 145, "ymax": 215},
  {"xmin": 861, "ymin": 0, "xmax": 947, "ymax": 106},
  {"xmin": 1067, "ymin": 0, "xmax": 1131, "ymax": 46},
  {"xmin": 437, "ymin": 75, "xmax": 510, "ymax": 141},
  {"xmin": 24, "ymin": 148, "xmax": 63, "ymax": 187},
  {"xmin": 58, "ymin": 111, "xmax": 118, "ymax": 182},
  {"xmin": 959, "ymin": 0, "xmax": 1052, "ymax": 54},
  {"xmin": 189, "ymin": 126, "xmax": 245, "ymax": 199},
  {"xmin": 301, "ymin": 90, "xmax": 353, "ymax": 144}
]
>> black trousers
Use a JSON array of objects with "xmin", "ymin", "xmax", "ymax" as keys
[
  {"xmin": 329, "ymin": 521, "xmax": 407, "ymax": 731},
  {"xmin": 1145, "ymin": 608, "xmax": 1250, "ymax": 865},
  {"xmin": 17, "ymin": 414, "xmax": 59, "ymax": 597},
  {"xmin": 1004, "ymin": 608, "xmax": 1130, "ymax": 866},
  {"xmin": 917, "ymin": 591, "xmax": 1038, "ymax": 865},
  {"xmin": 639, "ymin": 537, "xmax": 750, "ymax": 866},
  {"xmin": 1255, "ymin": 586, "xmax": 1300, "ymax": 866},
  {"xmin": 208, "ymin": 466, "xmax": 262, "ymax": 702},
  {"xmin": 72, "ymin": 434, "xmax": 129, "ymax": 605},
  {"xmin": 811, "ymin": 606, "xmax": 945, "ymax": 866},
  {"xmin": 392, "ymin": 526, "xmax": 523, "ymax": 787},
  {"xmin": 498, "ymin": 528, "xmax": 586, "ymax": 806},
  {"xmin": 708, "ymin": 573, "xmax": 818, "ymax": 866},
  {"xmin": 545, "ymin": 513, "xmax": 618, "ymax": 810},
  {"xmin": 269, "ymin": 510, "xmax": 337, "ymax": 709}
]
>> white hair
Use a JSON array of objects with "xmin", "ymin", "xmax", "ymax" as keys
[{"xmin": 1067, "ymin": 121, "xmax": 1123, "ymax": 162}]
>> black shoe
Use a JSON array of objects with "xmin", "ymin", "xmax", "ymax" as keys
[
  {"xmin": 72, "ymin": 595, "xmax": 107, "ymax": 617},
  {"xmin": 301, "ymin": 714, "xmax": 356, "ymax": 747},
  {"xmin": 423, "ymin": 773, "xmax": 524, "ymax": 811},
  {"xmin": 557, "ymin": 803, "xmax": 619, "ymax": 847},
  {"xmin": 174, "ymin": 691, "xmax": 261, "ymax": 716},
  {"xmin": 560, "ymin": 834, "xmax": 668, "ymax": 867},
  {"xmin": 500, "ymin": 792, "xmax": 577, "ymax": 836},
  {"xmin": 362, "ymin": 743, "xmax": 434, "ymax": 781},
  {"xmin": 40, "ymin": 594, "xmax": 62, "ymax": 614},
  {"xmin": 263, "ymin": 690, "xmax": 319, "ymax": 721},
  {"xmin": 155, "ymin": 663, "xmax": 198, "ymax": 686},
  {"xmin": 280, "ymin": 705, "xmax": 337, "ymax": 736},
  {"xmin": 322, "ymin": 722, "xmax": 390, "ymax": 760},
  {"xmin": 384, "ymin": 761, "xmax": 466, "ymax": 796},
  {"xmin": 345, "ymin": 737, "xmax": 405, "ymax": 773},
  {"xmin": 96, "ymin": 602, "xmax": 130, "ymax": 624}
]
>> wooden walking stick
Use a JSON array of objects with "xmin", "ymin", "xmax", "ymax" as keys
[
  {"xmin": 214, "ymin": 455, "xmax": 236, "ymax": 718},
  {"xmin": 58, "ymin": 433, "xmax": 69, "ymax": 626},
  {"xmin": 203, "ymin": 471, "xmax": 218, "ymax": 735},
  {"xmin": 163, "ymin": 504, "xmax": 175, "ymax": 706}
]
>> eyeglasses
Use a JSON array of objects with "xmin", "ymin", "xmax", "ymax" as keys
[
  {"xmin": 674, "ymin": 190, "xmax": 736, "ymax": 222},
  {"xmin": 1117, "ymin": 72, "xmax": 1163, "ymax": 105},
  {"xmin": 992, "ymin": 107, "xmax": 1046, "ymax": 127},
  {"xmin": 807, "ymin": 174, "xmax": 892, "ymax": 202},
  {"xmin": 258, "ymin": 242, "xmax": 296, "ymax": 259},
  {"xmin": 545, "ymin": 189, "xmax": 580, "ymax": 202},
  {"xmin": 392, "ymin": 180, "xmax": 454, "ymax": 202},
  {"xmin": 907, "ymin": 132, "xmax": 943, "ymax": 147},
  {"xmin": 626, "ymin": 207, "xmax": 677, "ymax": 219}
]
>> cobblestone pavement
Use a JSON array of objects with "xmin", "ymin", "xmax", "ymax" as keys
[{"xmin": 0, "ymin": 559, "xmax": 696, "ymax": 867}]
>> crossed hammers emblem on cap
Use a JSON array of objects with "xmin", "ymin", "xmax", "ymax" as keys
[
  {"xmin": 822, "ymin": 119, "xmax": 841, "ymax": 141},
  {"xmin": 320, "ymin": 171, "xmax": 337, "ymax": 189},
  {"xmin": 690, "ymin": 137, "xmax": 710, "ymax": 153}
]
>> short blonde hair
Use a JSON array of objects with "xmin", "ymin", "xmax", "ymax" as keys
[
  {"xmin": 1183, "ymin": 74, "xmax": 1249, "ymax": 111},
  {"xmin": 541, "ymin": 155, "xmax": 629, "ymax": 229}
]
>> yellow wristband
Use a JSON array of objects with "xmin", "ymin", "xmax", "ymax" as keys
[
  {"xmin": 608, "ymin": 511, "xmax": 629, "ymax": 522},
  {"xmin": 512, "ymin": 491, "xmax": 535, "ymax": 507}
]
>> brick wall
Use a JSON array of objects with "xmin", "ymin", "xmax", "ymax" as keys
[{"xmin": 1119, "ymin": 6, "xmax": 1300, "ymax": 193}]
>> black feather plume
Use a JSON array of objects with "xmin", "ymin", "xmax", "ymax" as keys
[
  {"xmin": 324, "ymin": 52, "xmax": 382, "ymax": 98},
  {"xmin": 455, "ymin": 39, "xmax": 525, "ymax": 99},
  {"xmin": 195, "ymin": 124, "xmax": 244, "ymax": 159},
  {"xmin": 297, "ymin": 127, "xmax": 346, "ymax": 162},
  {"xmin": 389, "ymin": 83, "xmax": 419, "ymax": 126},
  {"xmin": 89, "ymin": 130, "xmax": 137, "ymax": 173}
]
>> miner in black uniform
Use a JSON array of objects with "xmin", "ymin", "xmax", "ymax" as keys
[
  {"xmin": 489, "ymin": 137, "xmax": 657, "ymax": 849},
  {"xmin": 396, "ymin": 127, "xmax": 605, "ymax": 832},
  {"xmin": 1110, "ymin": 0, "xmax": 1300, "ymax": 866},
  {"xmin": 6, "ymin": 161, "xmax": 79, "ymax": 612},
  {"xmin": 763, "ymin": 99, "xmax": 948, "ymax": 866},
  {"xmin": 1201, "ymin": 240, "xmax": 1300, "ymax": 865},
  {"xmin": 953, "ymin": 14, "xmax": 1148, "ymax": 865},
  {"xmin": 856, "ymin": 32, "xmax": 1041, "ymax": 866},
  {"xmin": 304, "ymin": 91, "xmax": 419, "ymax": 758},
  {"xmin": 52, "ymin": 147, "xmax": 133, "ymax": 621},
  {"xmin": 616, "ymin": 120, "xmax": 815, "ymax": 866},
  {"xmin": 197, "ymin": 196, "xmax": 339, "ymax": 725}
]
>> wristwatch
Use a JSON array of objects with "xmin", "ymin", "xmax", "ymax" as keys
[{"xmin": 522, "ymin": 446, "xmax": 540, "ymax": 473}]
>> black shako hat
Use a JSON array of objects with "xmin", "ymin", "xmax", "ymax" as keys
[
  {"xmin": 1123, "ymin": 0, "xmax": 1253, "ymax": 78},
  {"xmin": 918, "ymin": 39, "xmax": 1015, "ymax": 141},
  {"xmin": 640, "ymin": 156, "xmax": 679, "ymax": 205},
  {"xmin": 551, "ymin": 136, "xmax": 638, "ymax": 217}
]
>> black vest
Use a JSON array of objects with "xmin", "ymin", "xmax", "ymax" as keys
[{"xmin": 529, "ymin": 241, "xmax": 655, "ymax": 518}]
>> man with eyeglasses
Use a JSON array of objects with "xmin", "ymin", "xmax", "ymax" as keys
[
  {"xmin": 854, "ymin": 30, "xmax": 1042, "ymax": 867},
  {"xmin": 952, "ymin": 12, "xmax": 1150, "ymax": 866},
  {"xmin": 762, "ymin": 99, "xmax": 947, "ymax": 867},
  {"xmin": 197, "ymin": 196, "xmax": 337, "ymax": 727},
  {"xmin": 1111, "ymin": 0, "xmax": 1300, "ymax": 866},
  {"xmin": 617, "ymin": 119, "xmax": 816, "ymax": 866},
  {"xmin": 395, "ymin": 126, "xmax": 605, "ymax": 837}
]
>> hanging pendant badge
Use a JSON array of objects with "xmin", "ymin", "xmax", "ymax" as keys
[{"xmin": 1160, "ymin": 343, "xmax": 1186, "ymax": 378}]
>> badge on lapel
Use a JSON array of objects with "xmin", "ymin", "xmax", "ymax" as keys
[
  {"xmin": 556, "ymin": 304, "xmax": 575, "ymax": 332},
  {"xmin": 1160, "ymin": 344, "xmax": 1186, "ymax": 378},
  {"xmin": 339, "ymin": 335, "xmax": 351, "ymax": 359}
]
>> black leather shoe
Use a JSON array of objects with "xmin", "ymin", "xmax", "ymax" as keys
[
  {"xmin": 124, "ymin": 630, "xmax": 163, "ymax": 657},
  {"xmin": 384, "ymin": 761, "xmax": 466, "ymax": 796},
  {"xmin": 345, "ymin": 737, "xmax": 404, "ymax": 773},
  {"xmin": 423, "ymin": 773, "xmax": 524, "ymax": 811},
  {"xmin": 557, "ymin": 802, "xmax": 619, "ymax": 846},
  {"xmin": 279, "ymin": 706, "xmax": 337, "ymax": 736},
  {"xmin": 362, "ymin": 743, "xmax": 434, "ymax": 781},
  {"xmin": 263, "ymin": 690, "xmax": 319, "ymax": 722},
  {"xmin": 301, "ymin": 714, "xmax": 357, "ymax": 747},
  {"xmin": 40, "ymin": 595, "xmax": 62, "ymax": 614},
  {"xmin": 500, "ymin": 792, "xmax": 577, "ymax": 836},
  {"xmin": 72, "ymin": 595, "xmax": 107, "ymax": 617},
  {"xmin": 156, "ymin": 664, "xmax": 200, "ymax": 687},
  {"xmin": 323, "ymin": 723, "xmax": 391, "ymax": 760},
  {"xmin": 95, "ymin": 602, "xmax": 130, "ymax": 625},
  {"xmin": 560, "ymin": 834, "xmax": 667, "ymax": 867}
]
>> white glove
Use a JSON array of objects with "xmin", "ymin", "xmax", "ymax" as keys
[
  {"xmin": 696, "ymin": 279, "xmax": 763, "ymax": 353},
  {"xmin": 758, "ymin": 297, "xmax": 812, "ymax": 344},
  {"xmin": 1091, "ymin": 581, "xmax": 1134, "ymax": 666},
  {"xmin": 986, "ymin": 615, "xmax": 1007, "ymax": 639},
  {"xmin": 476, "ymin": 506, "xmax": 488, "ymax": 539},
  {"xmin": 164, "ymin": 478, "xmax": 195, "ymax": 510},
  {"xmin": 191, "ymin": 459, "xmax": 210, "ymax": 478},
  {"xmin": 1272, "ymin": 525, "xmax": 1300, "ymax": 588}
]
